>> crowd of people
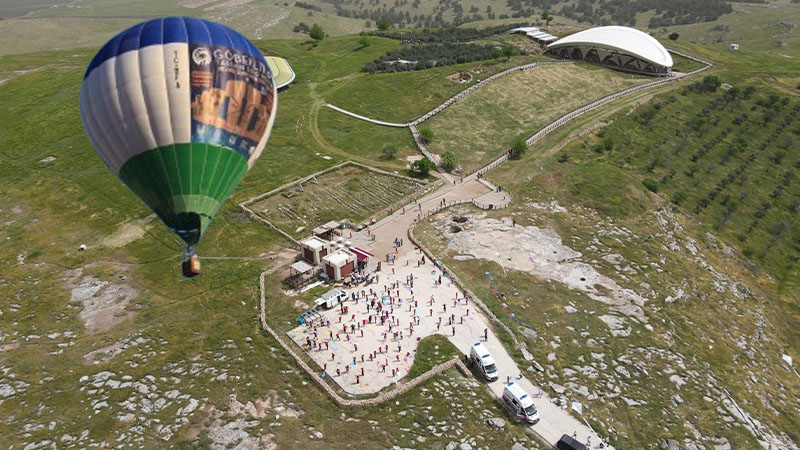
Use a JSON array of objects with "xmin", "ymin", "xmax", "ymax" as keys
[{"xmin": 293, "ymin": 246, "xmax": 476, "ymax": 390}]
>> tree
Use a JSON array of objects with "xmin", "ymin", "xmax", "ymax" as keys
[
  {"xmin": 672, "ymin": 190, "xmax": 688, "ymax": 205},
  {"xmin": 309, "ymin": 24, "xmax": 325, "ymax": 41},
  {"xmin": 668, "ymin": 32, "xmax": 680, "ymax": 41},
  {"xmin": 381, "ymin": 144, "xmax": 398, "ymax": 160},
  {"xmin": 491, "ymin": 48, "xmax": 503, "ymax": 62},
  {"xmin": 419, "ymin": 127, "xmax": 435, "ymax": 143},
  {"xmin": 501, "ymin": 44, "xmax": 515, "ymax": 61},
  {"xmin": 703, "ymin": 75, "xmax": 721, "ymax": 92},
  {"xmin": 540, "ymin": 11, "xmax": 553, "ymax": 26},
  {"xmin": 411, "ymin": 157, "xmax": 436, "ymax": 176},
  {"xmin": 510, "ymin": 138, "xmax": 526, "ymax": 159},
  {"xmin": 377, "ymin": 18, "xmax": 391, "ymax": 30},
  {"xmin": 358, "ymin": 35, "xmax": 371, "ymax": 48},
  {"xmin": 441, "ymin": 151, "xmax": 459, "ymax": 172}
]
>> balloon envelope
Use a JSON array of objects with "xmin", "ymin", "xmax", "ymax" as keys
[{"xmin": 80, "ymin": 17, "xmax": 277, "ymax": 246}]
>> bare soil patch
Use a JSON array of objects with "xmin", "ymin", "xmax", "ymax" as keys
[
  {"xmin": 67, "ymin": 268, "xmax": 138, "ymax": 334},
  {"xmin": 438, "ymin": 214, "xmax": 647, "ymax": 322},
  {"xmin": 98, "ymin": 222, "xmax": 148, "ymax": 249},
  {"xmin": 447, "ymin": 71, "xmax": 472, "ymax": 83}
]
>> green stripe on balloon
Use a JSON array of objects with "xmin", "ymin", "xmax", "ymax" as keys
[{"xmin": 119, "ymin": 144, "xmax": 249, "ymax": 246}]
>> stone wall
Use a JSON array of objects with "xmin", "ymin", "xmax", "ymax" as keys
[
  {"xmin": 239, "ymin": 160, "xmax": 433, "ymax": 248},
  {"xmin": 258, "ymin": 271, "xmax": 471, "ymax": 408}
]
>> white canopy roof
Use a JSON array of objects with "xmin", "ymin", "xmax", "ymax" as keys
[
  {"xmin": 323, "ymin": 249, "xmax": 354, "ymax": 267},
  {"xmin": 548, "ymin": 26, "xmax": 673, "ymax": 68},
  {"xmin": 509, "ymin": 26, "xmax": 539, "ymax": 34},
  {"xmin": 291, "ymin": 260, "xmax": 313, "ymax": 273}
]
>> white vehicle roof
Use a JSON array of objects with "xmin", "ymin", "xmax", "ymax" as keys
[
  {"xmin": 504, "ymin": 382, "xmax": 534, "ymax": 408},
  {"xmin": 548, "ymin": 26, "xmax": 673, "ymax": 68},
  {"xmin": 320, "ymin": 289, "xmax": 345, "ymax": 300},
  {"xmin": 472, "ymin": 342, "xmax": 496, "ymax": 365}
]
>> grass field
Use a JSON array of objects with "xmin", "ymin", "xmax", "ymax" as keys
[
  {"xmin": 663, "ymin": 0, "xmax": 800, "ymax": 58},
  {"xmin": 324, "ymin": 54, "xmax": 543, "ymax": 123},
  {"xmin": 316, "ymin": 107, "xmax": 417, "ymax": 161},
  {"xmin": 423, "ymin": 63, "xmax": 649, "ymax": 172},
  {"xmin": 2, "ymin": 1, "xmax": 800, "ymax": 446},
  {"xmin": 251, "ymin": 164, "xmax": 423, "ymax": 238}
]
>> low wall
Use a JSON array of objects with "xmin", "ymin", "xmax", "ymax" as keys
[{"xmin": 239, "ymin": 160, "xmax": 432, "ymax": 248}]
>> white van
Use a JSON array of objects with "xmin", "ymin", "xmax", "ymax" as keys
[
  {"xmin": 469, "ymin": 342, "xmax": 499, "ymax": 381},
  {"xmin": 314, "ymin": 288, "xmax": 348, "ymax": 309},
  {"xmin": 502, "ymin": 382, "xmax": 540, "ymax": 424}
]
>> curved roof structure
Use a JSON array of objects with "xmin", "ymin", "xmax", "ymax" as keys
[
  {"xmin": 264, "ymin": 56, "xmax": 296, "ymax": 89},
  {"xmin": 548, "ymin": 26, "xmax": 673, "ymax": 68}
]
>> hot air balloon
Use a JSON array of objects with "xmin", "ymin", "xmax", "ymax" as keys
[{"xmin": 80, "ymin": 17, "xmax": 277, "ymax": 277}]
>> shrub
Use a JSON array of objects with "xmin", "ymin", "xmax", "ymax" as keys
[
  {"xmin": 419, "ymin": 127, "xmax": 435, "ymax": 143},
  {"xmin": 557, "ymin": 153, "xmax": 569, "ymax": 163},
  {"xmin": 642, "ymin": 178, "xmax": 660, "ymax": 193},
  {"xmin": 441, "ymin": 151, "xmax": 459, "ymax": 172},
  {"xmin": 510, "ymin": 139, "xmax": 526, "ymax": 159},
  {"xmin": 672, "ymin": 190, "xmax": 688, "ymax": 205},
  {"xmin": 381, "ymin": 145, "xmax": 398, "ymax": 160},
  {"xmin": 309, "ymin": 24, "xmax": 325, "ymax": 41},
  {"xmin": 411, "ymin": 157, "xmax": 436, "ymax": 176}
]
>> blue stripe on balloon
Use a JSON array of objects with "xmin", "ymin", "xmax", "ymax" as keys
[
  {"xmin": 140, "ymin": 18, "xmax": 164, "ymax": 47},
  {"xmin": 163, "ymin": 17, "xmax": 189, "ymax": 45},
  {"xmin": 84, "ymin": 17, "xmax": 260, "ymax": 79}
]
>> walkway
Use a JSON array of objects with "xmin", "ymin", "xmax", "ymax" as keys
[
  {"xmin": 324, "ymin": 104, "xmax": 408, "ymax": 127},
  {"xmin": 329, "ymin": 180, "xmax": 607, "ymax": 448}
]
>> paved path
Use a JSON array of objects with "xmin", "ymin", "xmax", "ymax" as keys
[
  {"xmin": 324, "ymin": 104, "xmax": 408, "ymax": 127},
  {"xmin": 361, "ymin": 185, "xmax": 607, "ymax": 448}
]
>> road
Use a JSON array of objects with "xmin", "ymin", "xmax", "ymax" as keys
[{"xmin": 347, "ymin": 177, "xmax": 609, "ymax": 449}]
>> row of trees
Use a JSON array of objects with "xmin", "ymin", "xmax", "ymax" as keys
[
  {"xmin": 363, "ymin": 43, "xmax": 517, "ymax": 73},
  {"xmin": 539, "ymin": 0, "xmax": 733, "ymax": 28},
  {"xmin": 366, "ymin": 23, "xmax": 529, "ymax": 44}
]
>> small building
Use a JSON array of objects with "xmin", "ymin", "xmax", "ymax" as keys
[
  {"xmin": 349, "ymin": 246, "xmax": 374, "ymax": 271},
  {"xmin": 264, "ymin": 56, "xmax": 296, "ymax": 89},
  {"xmin": 312, "ymin": 220, "xmax": 342, "ymax": 241},
  {"xmin": 322, "ymin": 249, "xmax": 356, "ymax": 281},
  {"xmin": 729, "ymin": 44, "xmax": 739, "ymax": 51},
  {"xmin": 287, "ymin": 260, "xmax": 316, "ymax": 290},
  {"xmin": 299, "ymin": 236, "xmax": 331, "ymax": 265}
]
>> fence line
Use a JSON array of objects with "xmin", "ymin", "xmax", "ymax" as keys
[
  {"xmin": 238, "ymin": 160, "xmax": 435, "ymax": 248},
  {"xmin": 455, "ymin": 57, "xmax": 716, "ymax": 182}
]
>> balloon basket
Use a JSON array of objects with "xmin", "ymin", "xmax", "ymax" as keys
[{"xmin": 182, "ymin": 247, "xmax": 201, "ymax": 278}]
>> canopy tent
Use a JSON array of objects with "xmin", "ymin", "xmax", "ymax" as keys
[{"xmin": 349, "ymin": 246, "xmax": 374, "ymax": 262}]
